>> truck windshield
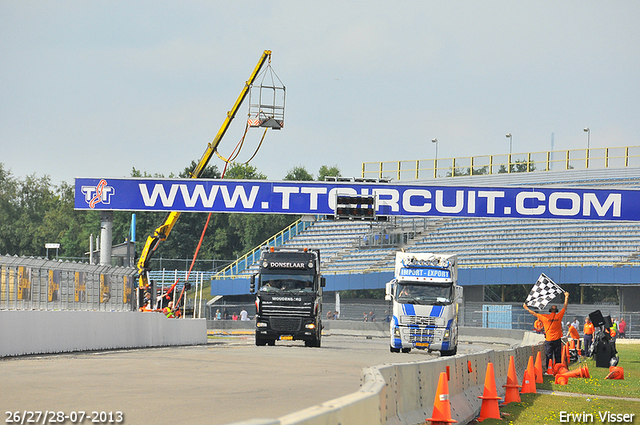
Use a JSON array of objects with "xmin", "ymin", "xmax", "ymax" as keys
[
  {"xmin": 396, "ymin": 283, "xmax": 453, "ymax": 305},
  {"xmin": 259, "ymin": 274, "xmax": 315, "ymax": 292}
]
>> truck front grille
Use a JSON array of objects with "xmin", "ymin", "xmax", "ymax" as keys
[
  {"xmin": 408, "ymin": 329, "xmax": 435, "ymax": 343},
  {"xmin": 262, "ymin": 305, "xmax": 312, "ymax": 317},
  {"xmin": 400, "ymin": 315, "xmax": 437, "ymax": 326},
  {"xmin": 271, "ymin": 317, "xmax": 302, "ymax": 332}
]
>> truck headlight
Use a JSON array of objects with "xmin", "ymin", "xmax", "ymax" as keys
[
  {"xmin": 256, "ymin": 322, "xmax": 268, "ymax": 328},
  {"xmin": 305, "ymin": 323, "xmax": 316, "ymax": 329},
  {"xmin": 444, "ymin": 329, "xmax": 450, "ymax": 340},
  {"xmin": 393, "ymin": 327, "xmax": 400, "ymax": 337}
]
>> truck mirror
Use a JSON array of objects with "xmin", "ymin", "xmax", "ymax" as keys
[
  {"xmin": 320, "ymin": 276, "xmax": 326, "ymax": 288},
  {"xmin": 250, "ymin": 275, "xmax": 256, "ymax": 293},
  {"xmin": 385, "ymin": 280, "xmax": 393, "ymax": 299}
]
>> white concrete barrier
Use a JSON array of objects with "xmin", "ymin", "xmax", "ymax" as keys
[
  {"xmin": 226, "ymin": 326, "xmax": 543, "ymax": 425},
  {"xmin": 0, "ymin": 310, "xmax": 207, "ymax": 357}
]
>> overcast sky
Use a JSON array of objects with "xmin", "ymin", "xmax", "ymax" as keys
[{"xmin": 2, "ymin": 1, "xmax": 639, "ymax": 185}]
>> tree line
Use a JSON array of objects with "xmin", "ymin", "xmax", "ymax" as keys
[{"xmin": 0, "ymin": 162, "xmax": 340, "ymax": 270}]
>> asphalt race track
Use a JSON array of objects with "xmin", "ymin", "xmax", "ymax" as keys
[{"xmin": 1, "ymin": 335, "xmax": 501, "ymax": 425}]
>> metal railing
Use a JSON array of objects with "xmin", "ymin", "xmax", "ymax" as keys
[
  {"xmin": 0, "ymin": 255, "xmax": 136, "ymax": 311},
  {"xmin": 212, "ymin": 217, "xmax": 314, "ymax": 280},
  {"xmin": 362, "ymin": 145, "xmax": 640, "ymax": 181}
]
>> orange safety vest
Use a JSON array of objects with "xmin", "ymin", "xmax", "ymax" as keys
[
  {"xmin": 534, "ymin": 319, "xmax": 544, "ymax": 332},
  {"xmin": 568, "ymin": 325, "xmax": 580, "ymax": 340},
  {"xmin": 535, "ymin": 307, "xmax": 566, "ymax": 341},
  {"xmin": 583, "ymin": 322, "xmax": 594, "ymax": 335}
]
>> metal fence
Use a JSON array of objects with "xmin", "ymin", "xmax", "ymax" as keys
[
  {"xmin": 362, "ymin": 145, "xmax": 640, "ymax": 181},
  {"xmin": 0, "ymin": 255, "xmax": 136, "ymax": 311},
  {"xmin": 203, "ymin": 298, "xmax": 638, "ymax": 339},
  {"xmin": 463, "ymin": 301, "xmax": 639, "ymax": 338}
]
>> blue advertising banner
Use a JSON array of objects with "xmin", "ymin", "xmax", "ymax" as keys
[{"xmin": 75, "ymin": 177, "xmax": 640, "ymax": 221}]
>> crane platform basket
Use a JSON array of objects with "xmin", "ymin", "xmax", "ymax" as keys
[{"xmin": 247, "ymin": 64, "xmax": 285, "ymax": 130}]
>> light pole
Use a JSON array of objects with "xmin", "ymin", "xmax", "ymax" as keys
[
  {"xmin": 584, "ymin": 127, "xmax": 590, "ymax": 168},
  {"xmin": 505, "ymin": 133, "xmax": 512, "ymax": 173},
  {"xmin": 432, "ymin": 138, "xmax": 438, "ymax": 178}
]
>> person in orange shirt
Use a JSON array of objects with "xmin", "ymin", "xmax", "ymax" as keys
[
  {"xmin": 534, "ymin": 319, "xmax": 544, "ymax": 334},
  {"xmin": 523, "ymin": 291, "xmax": 569, "ymax": 369},
  {"xmin": 568, "ymin": 324, "xmax": 581, "ymax": 354},
  {"xmin": 583, "ymin": 317, "xmax": 594, "ymax": 355}
]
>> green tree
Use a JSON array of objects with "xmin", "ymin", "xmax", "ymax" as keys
[
  {"xmin": 0, "ymin": 164, "xmax": 20, "ymax": 255},
  {"xmin": 224, "ymin": 163, "xmax": 266, "ymax": 180},
  {"xmin": 498, "ymin": 160, "xmax": 536, "ymax": 174},
  {"xmin": 40, "ymin": 181, "xmax": 100, "ymax": 259},
  {"xmin": 284, "ymin": 165, "xmax": 314, "ymax": 181},
  {"xmin": 317, "ymin": 165, "xmax": 341, "ymax": 181},
  {"xmin": 471, "ymin": 165, "xmax": 490, "ymax": 176}
]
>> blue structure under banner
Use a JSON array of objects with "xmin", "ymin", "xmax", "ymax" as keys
[{"xmin": 211, "ymin": 266, "xmax": 640, "ymax": 296}]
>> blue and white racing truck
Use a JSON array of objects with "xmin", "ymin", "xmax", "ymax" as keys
[{"xmin": 386, "ymin": 252, "xmax": 462, "ymax": 356}]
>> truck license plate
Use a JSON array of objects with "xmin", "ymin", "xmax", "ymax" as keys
[
  {"xmin": 280, "ymin": 335, "xmax": 293, "ymax": 341},
  {"xmin": 415, "ymin": 342, "xmax": 430, "ymax": 348}
]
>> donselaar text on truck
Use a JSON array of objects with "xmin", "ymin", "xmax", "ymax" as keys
[
  {"xmin": 386, "ymin": 252, "xmax": 462, "ymax": 356},
  {"xmin": 250, "ymin": 247, "xmax": 325, "ymax": 347}
]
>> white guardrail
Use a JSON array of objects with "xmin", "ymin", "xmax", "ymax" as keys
[
  {"xmin": 0, "ymin": 311, "xmax": 207, "ymax": 357},
  {"xmin": 225, "ymin": 326, "xmax": 544, "ymax": 425}
]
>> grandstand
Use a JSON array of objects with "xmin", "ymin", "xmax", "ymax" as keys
[
  {"xmin": 208, "ymin": 163, "xmax": 640, "ymax": 328},
  {"xmin": 212, "ymin": 166, "xmax": 640, "ymax": 276}
]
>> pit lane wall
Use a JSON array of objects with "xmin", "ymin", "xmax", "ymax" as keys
[
  {"xmin": 227, "ymin": 326, "xmax": 543, "ymax": 425},
  {"xmin": 0, "ymin": 311, "xmax": 207, "ymax": 357}
]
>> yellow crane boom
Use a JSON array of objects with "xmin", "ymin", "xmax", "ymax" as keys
[{"xmin": 137, "ymin": 50, "xmax": 272, "ymax": 290}]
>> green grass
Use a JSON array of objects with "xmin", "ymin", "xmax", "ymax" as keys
[
  {"xmin": 473, "ymin": 343, "xmax": 640, "ymax": 424},
  {"xmin": 542, "ymin": 343, "xmax": 640, "ymax": 398},
  {"xmin": 478, "ymin": 393, "xmax": 639, "ymax": 424}
]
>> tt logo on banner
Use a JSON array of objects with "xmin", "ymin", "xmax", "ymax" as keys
[{"xmin": 81, "ymin": 179, "xmax": 115, "ymax": 208}]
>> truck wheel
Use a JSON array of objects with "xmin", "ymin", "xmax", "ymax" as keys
[
  {"xmin": 441, "ymin": 347, "xmax": 457, "ymax": 356},
  {"xmin": 401, "ymin": 347, "xmax": 411, "ymax": 353},
  {"xmin": 267, "ymin": 339, "xmax": 276, "ymax": 346},
  {"xmin": 305, "ymin": 333, "xmax": 321, "ymax": 347},
  {"xmin": 390, "ymin": 346, "xmax": 401, "ymax": 353},
  {"xmin": 255, "ymin": 337, "xmax": 267, "ymax": 346}
]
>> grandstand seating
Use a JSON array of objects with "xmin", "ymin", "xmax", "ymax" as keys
[
  {"xmin": 284, "ymin": 216, "xmax": 640, "ymax": 275},
  {"xmin": 211, "ymin": 168, "xmax": 640, "ymax": 280}
]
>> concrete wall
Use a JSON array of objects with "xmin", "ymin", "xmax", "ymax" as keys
[
  {"xmin": 225, "ymin": 325, "xmax": 543, "ymax": 425},
  {"xmin": 0, "ymin": 311, "xmax": 207, "ymax": 357}
]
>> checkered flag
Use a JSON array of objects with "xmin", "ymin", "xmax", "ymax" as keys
[{"xmin": 525, "ymin": 273, "xmax": 564, "ymax": 310}]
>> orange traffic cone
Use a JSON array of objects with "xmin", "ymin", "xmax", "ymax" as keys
[
  {"xmin": 425, "ymin": 372, "xmax": 457, "ymax": 424},
  {"xmin": 534, "ymin": 352, "xmax": 543, "ymax": 383},
  {"xmin": 502, "ymin": 356, "xmax": 521, "ymax": 404},
  {"xmin": 546, "ymin": 358, "xmax": 553, "ymax": 375},
  {"xmin": 605, "ymin": 366, "xmax": 624, "ymax": 380},
  {"xmin": 553, "ymin": 363, "xmax": 569, "ymax": 376},
  {"xmin": 521, "ymin": 356, "xmax": 537, "ymax": 394},
  {"xmin": 468, "ymin": 360, "xmax": 473, "ymax": 373},
  {"xmin": 477, "ymin": 362, "xmax": 502, "ymax": 421},
  {"xmin": 564, "ymin": 344, "xmax": 571, "ymax": 366},
  {"xmin": 559, "ymin": 366, "xmax": 589, "ymax": 379},
  {"xmin": 555, "ymin": 374, "xmax": 569, "ymax": 385}
]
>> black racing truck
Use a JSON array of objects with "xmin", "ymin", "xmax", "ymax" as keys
[{"xmin": 250, "ymin": 247, "xmax": 325, "ymax": 347}]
